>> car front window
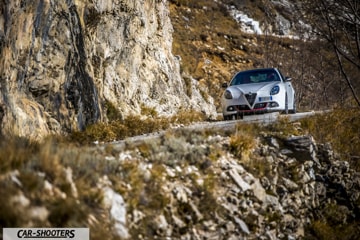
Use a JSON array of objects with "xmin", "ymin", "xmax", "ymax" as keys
[{"xmin": 230, "ymin": 70, "xmax": 280, "ymax": 86}]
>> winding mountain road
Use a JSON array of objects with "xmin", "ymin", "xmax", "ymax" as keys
[{"xmin": 109, "ymin": 111, "xmax": 318, "ymax": 148}]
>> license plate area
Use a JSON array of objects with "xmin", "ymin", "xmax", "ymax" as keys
[{"xmin": 259, "ymin": 96, "xmax": 272, "ymax": 102}]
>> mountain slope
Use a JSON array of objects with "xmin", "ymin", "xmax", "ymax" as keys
[{"xmin": 169, "ymin": 0, "xmax": 359, "ymax": 111}]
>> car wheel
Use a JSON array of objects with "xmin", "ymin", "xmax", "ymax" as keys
[
  {"xmin": 284, "ymin": 94, "xmax": 289, "ymax": 114},
  {"xmin": 235, "ymin": 113, "xmax": 244, "ymax": 120},
  {"xmin": 290, "ymin": 98, "xmax": 297, "ymax": 114}
]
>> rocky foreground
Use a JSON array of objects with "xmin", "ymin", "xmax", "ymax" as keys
[
  {"xmin": 112, "ymin": 132, "xmax": 360, "ymax": 239},
  {"xmin": 2, "ymin": 122, "xmax": 359, "ymax": 239}
]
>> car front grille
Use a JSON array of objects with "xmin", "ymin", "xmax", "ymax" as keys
[
  {"xmin": 236, "ymin": 105, "xmax": 251, "ymax": 110},
  {"xmin": 232, "ymin": 103, "xmax": 267, "ymax": 111},
  {"xmin": 245, "ymin": 93, "xmax": 257, "ymax": 106},
  {"xmin": 254, "ymin": 103, "xmax": 267, "ymax": 109}
]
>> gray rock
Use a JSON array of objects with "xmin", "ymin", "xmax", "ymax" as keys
[
  {"xmin": 229, "ymin": 169, "xmax": 251, "ymax": 192},
  {"xmin": 268, "ymin": 137, "xmax": 280, "ymax": 149},
  {"xmin": 264, "ymin": 194, "xmax": 282, "ymax": 211},
  {"xmin": 226, "ymin": 221, "xmax": 236, "ymax": 232},
  {"xmin": 172, "ymin": 214, "xmax": 186, "ymax": 229},
  {"xmin": 284, "ymin": 135, "xmax": 319, "ymax": 164},
  {"xmin": 101, "ymin": 184, "xmax": 129, "ymax": 239},
  {"xmin": 234, "ymin": 216, "xmax": 250, "ymax": 235},
  {"xmin": 28, "ymin": 207, "xmax": 49, "ymax": 222},
  {"xmin": 10, "ymin": 193, "xmax": 30, "ymax": 208},
  {"xmin": 154, "ymin": 214, "xmax": 170, "ymax": 236},
  {"xmin": 282, "ymin": 177, "xmax": 299, "ymax": 192},
  {"xmin": 251, "ymin": 179, "xmax": 267, "ymax": 202},
  {"xmin": 189, "ymin": 201, "xmax": 204, "ymax": 222},
  {"xmin": 261, "ymin": 176, "xmax": 271, "ymax": 190},
  {"xmin": 172, "ymin": 185, "xmax": 190, "ymax": 203}
]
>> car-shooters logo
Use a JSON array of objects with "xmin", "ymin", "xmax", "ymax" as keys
[
  {"xmin": 3, "ymin": 228, "xmax": 89, "ymax": 240},
  {"xmin": 17, "ymin": 229, "xmax": 75, "ymax": 238}
]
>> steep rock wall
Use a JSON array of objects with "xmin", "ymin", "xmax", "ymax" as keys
[{"xmin": 0, "ymin": 0, "xmax": 216, "ymax": 140}]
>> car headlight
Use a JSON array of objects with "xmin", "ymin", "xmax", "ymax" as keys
[
  {"xmin": 270, "ymin": 85, "xmax": 280, "ymax": 95},
  {"xmin": 224, "ymin": 90, "xmax": 233, "ymax": 99}
]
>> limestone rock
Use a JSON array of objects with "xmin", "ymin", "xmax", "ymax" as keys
[
  {"xmin": 0, "ymin": 0, "xmax": 216, "ymax": 139},
  {"xmin": 229, "ymin": 168, "xmax": 251, "ymax": 192},
  {"xmin": 102, "ymin": 186, "xmax": 129, "ymax": 239}
]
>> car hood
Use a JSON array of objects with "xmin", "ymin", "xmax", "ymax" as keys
[{"xmin": 229, "ymin": 82, "xmax": 277, "ymax": 93}]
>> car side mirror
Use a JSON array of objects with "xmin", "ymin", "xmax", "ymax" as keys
[
  {"xmin": 222, "ymin": 83, "xmax": 228, "ymax": 88},
  {"xmin": 285, "ymin": 77, "xmax": 292, "ymax": 82}
]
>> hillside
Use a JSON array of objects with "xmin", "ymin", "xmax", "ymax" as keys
[
  {"xmin": 1, "ymin": 0, "xmax": 360, "ymax": 239},
  {"xmin": 1, "ymin": 0, "xmax": 359, "ymax": 139},
  {"xmin": 169, "ymin": 0, "xmax": 360, "ymax": 111},
  {"xmin": 1, "ymin": 114, "xmax": 360, "ymax": 239}
]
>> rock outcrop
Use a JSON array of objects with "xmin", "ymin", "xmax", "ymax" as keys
[
  {"xmin": 0, "ymin": 0, "xmax": 216, "ymax": 139},
  {"xmin": 113, "ymin": 133, "xmax": 359, "ymax": 239},
  {"xmin": 2, "ymin": 128, "xmax": 359, "ymax": 239}
]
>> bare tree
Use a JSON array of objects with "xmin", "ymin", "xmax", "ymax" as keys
[{"xmin": 304, "ymin": 0, "xmax": 360, "ymax": 107}]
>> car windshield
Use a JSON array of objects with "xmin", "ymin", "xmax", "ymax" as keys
[{"xmin": 230, "ymin": 69, "xmax": 280, "ymax": 86}]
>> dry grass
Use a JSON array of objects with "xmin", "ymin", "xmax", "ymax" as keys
[
  {"xmin": 170, "ymin": 109, "xmax": 207, "ymax": 125},
  {"xmin": 169, "ymin": 0, "xmax": 352, "ymax": 112},
  {"xmin": 169, "ymin": 0, "xmax": 253, "ymax": 110},
  {"xmin": 0, "ymin": 138, "xmax": 94, "ymax": 230},
  {"xmin": 68, "ymin": 109, "xmax": 207, "ymax": 144},
  {"xmin": 0, "ymin": 136, "xmax": 42, "ymax": 171},
  {"xmin": 306, "ymin": 203, "xmax": 360, "ymax": 240},
  {"xmin": 0, "ymin": 107, "xmax": 359, "ymax": 239},
  {"xmin": 229, "ymin": 122, "xmax": 259, "ymax": 161},
  {"xmin": 300, "ymin": 108, "xmax": 360, "ymax": 170},
  {"xmin": 265, "ymin": 115, "xmax": 303, "ymax": 137},
  {"xmin": 0, "ymin": 135, "xmax": 129, "ymax": 239},
  {"xmin": 2, "ymin": 0, "xmax": 359, "ymax": 238},
  {"xmin": 0, "ymin": 121, "xmax": 228, "ymax": 239}
]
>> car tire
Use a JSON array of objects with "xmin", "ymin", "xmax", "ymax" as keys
[
  {"xmin": 289, "ymin": 97, "xmax": 297, "ymax": 114},
  {"xmin": 284, "ymin": 94, "xmax": 289, "ymax": 114}
]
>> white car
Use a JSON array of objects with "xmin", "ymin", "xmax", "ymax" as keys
[{"xmin": 221, "ymin": 68, "xmax": 296, "ymax": 120}]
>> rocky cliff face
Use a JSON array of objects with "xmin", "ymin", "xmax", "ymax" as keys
[{"xmin": 0, "ymin": 0, "xmax": 216, "ymax": 140}]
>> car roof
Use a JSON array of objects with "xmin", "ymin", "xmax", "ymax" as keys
[{"xmin": 236, "ymin": 68, "xmax": 279, "ymax": 74}]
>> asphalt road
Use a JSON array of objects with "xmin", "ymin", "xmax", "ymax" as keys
[{"xmin": 212, "ymin": 111, "xmax": 317, "ymax": 126}]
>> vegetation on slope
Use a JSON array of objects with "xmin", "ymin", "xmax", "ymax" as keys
[
  {"xmin": 300, "ymin": 108, "xmax": 360, "ymax": 170},
  {"xmin": 1, "ymin": 109, "xmax": 359, "ymax": 239},
  {"xmin": 169, "ymin": 0, "xmax": 360, "ymax": 111},
  {"xmin": 69, "ymin": 102, "xmax": 208, "ymax": 144},
  {"xmin": 1, "ymin": 0, "xmax": 360, "ymax": 239}
]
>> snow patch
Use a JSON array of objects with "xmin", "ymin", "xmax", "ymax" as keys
[
  {"xmin": 229, "ymin": 8, "xmax": 263, "ymax": 35},
  {"xmin": 227, "ymin": 5, "xmax": 314, "ymax": 40}
]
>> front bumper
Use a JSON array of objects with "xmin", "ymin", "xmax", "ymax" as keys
[
  {"xmin": 224, "ymin": 102, "xmax": 280, "ymax": 114},
  {"xmin": 222, "ymin": 93, "xmax": 285, "ymax": 117}
]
